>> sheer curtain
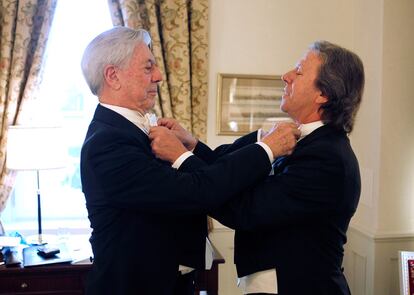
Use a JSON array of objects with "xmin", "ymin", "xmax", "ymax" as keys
[
  {"xmin": 0, "ymin": 0, "xmax": 57, "ymax": 229},
  {"xmin": 107, "ymin": 0, "xmax": 209, "ymax": 141}
]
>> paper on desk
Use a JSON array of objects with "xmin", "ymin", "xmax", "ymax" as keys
[
  {"xmin": 0, "ymin": 236, "xmax": 21, "ymax": 247},
  {"xmin": 70, "ymin": 243, "xmax": 93, "ymax": 264}
]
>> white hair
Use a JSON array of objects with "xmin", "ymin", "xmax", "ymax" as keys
[{"xmin": 81, "ymin": 26, "xmax": 152, "ymax": 96}]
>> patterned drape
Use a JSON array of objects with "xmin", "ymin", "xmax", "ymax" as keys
[
  {"xmin": 107, "ymin": 0, "xmax": 209, "ymax": 141},
  {"xmin": 0, "ymin": 0, "xmax": 57, "ymax": 222},
  {"xmin": 107, "ymin": 0, "xmax": 212, "ymax": 231}
]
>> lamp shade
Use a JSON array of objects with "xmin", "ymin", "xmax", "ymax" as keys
[{"xmin": 6, "ymin": 126, "xmax": 66, "ymax": 171}]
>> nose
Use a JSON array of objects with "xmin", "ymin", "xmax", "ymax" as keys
[
  {"xmin": 152, "ymin": 65, "xmax": 163, "ymax": 83},
  {"xmin": 282, "ymin": 70, "xmax": 294, "ymax": 84}
]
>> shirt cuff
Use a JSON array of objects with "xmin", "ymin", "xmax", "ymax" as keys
[
  {"xmin": 255, "ymin": 142, "xmax": 274, "ymax": 164},
  {"xmin": 179, "ymin": 265, "xmax": 195, "ymax": 274},
  {"xmin": 257, "ymin": 128, "xmax": 264, "ymax": 141},
  {"xmin": 172, "ymin": 151, "xmax": 194, "ymax": 169}
]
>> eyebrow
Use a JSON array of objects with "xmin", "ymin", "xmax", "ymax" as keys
[
  {"xmin": 146, "ymin": 58, "xmax": 156, "ymax": 65},
  {"xmin": 295, "ymin": 63, "xmax": 303, "ymax": 70},
  {"xmin": 142, "ymin": 60, "xmax": 155, "ymax": 68}
]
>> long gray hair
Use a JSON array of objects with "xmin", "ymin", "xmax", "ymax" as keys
[{"xmin": 311, "ymin": 41, "xmax": 365, "ymax": 133}]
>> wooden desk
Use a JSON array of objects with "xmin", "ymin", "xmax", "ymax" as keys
[
  {"xmin": 0, "ymin": 250, "xmax": 225, "ymax": 295},
  {"xmin": 195, "ymin": 247, "xmax": 225, "ymax": 295},
  {"xmin": 0, "ymin": 263, "xmax": 90, "ymax": 294}
]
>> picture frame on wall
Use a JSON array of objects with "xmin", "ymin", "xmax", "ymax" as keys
[
  {"xmin": 216, "ymin": 73, "xmax": 289, "ymax": 135},
  {"xmin": 398, "ymin": 251, "xmax": 414, "ymax": 295}
]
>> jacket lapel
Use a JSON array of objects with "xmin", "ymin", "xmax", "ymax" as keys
[
  {"xmin": 272, "ymin": 125, "xmax": 344, "ymax": 174},
  {"xmin": 296, "ymin": 124, "xmax": 343, "ymax": 148},
  {"xmin": 93, "ymin": 104, "xmax": 148, "ymax": 138}
]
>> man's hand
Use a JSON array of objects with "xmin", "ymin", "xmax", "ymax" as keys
[
  {"xmin": 157, "ymin": 118, "xmax": 198, "ymax": 150},
  {"xmin": 261, "ymin": 123, "xmax": 301, "ymax": 157},
  {"xmin": 149, "ymin": 126, "xmax": 188, "ymax": 163}
]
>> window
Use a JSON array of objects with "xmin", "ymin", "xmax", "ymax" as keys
[{"xmin": 2, "ymin": 0, "xmax": 113, "ymax": 233}]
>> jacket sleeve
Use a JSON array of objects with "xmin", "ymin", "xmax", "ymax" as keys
[
  {"xmin": 81, "ymin": 126, "xmax": 271, "ymax": 214},
  {"xmin": 193, "ymin": 131, "xmax": 258, "ymax": 164},
  {"xmin": 211, "ymin": 143, "xmax": 360, "ymax": 231}
]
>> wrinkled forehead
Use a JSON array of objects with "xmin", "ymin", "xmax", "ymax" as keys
[{"xmin": 133, "ymin": 42, "xmax": 156, "ymax": 63}]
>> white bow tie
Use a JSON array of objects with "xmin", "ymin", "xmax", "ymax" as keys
[{"xmin": 140, "ymin": 113, "xmax": 158, "ymax": 134}]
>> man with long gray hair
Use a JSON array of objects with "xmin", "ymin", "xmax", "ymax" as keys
[{"xmin": 151, "ymin": 40, "xmax": 364, "ymax": 294}]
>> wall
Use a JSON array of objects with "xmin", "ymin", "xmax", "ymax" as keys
[
  {"xmin": 374, "ymin": 0, "xmax": 414, "ymax": 293},
  {"xmin": 349, "ymin": 0, "xmax": 383, "ymax": 236},
  {"xmin": 207, "ymin": 0, "xmax": 355, "ymax": 148},
  {"xmin": 207, "ymin": 0, "xmax": 414, "ymax": 294},
  {"xmin": 379, "ymin": 0, "xmax": 414, "ymax": 235}
]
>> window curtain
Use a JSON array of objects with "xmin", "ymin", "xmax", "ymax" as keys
[
  {"xmin": 0, "ymin": 0, "xmax": 57, "ymax": 229},
  {"xmin": 107, "ymin": 0, "xmax": 209, "ymax": 142},
  {"xmin": 107, "ymin": 0, "xmax": 212, "ymax": 230}
]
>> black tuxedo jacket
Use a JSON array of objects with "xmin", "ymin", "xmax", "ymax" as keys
[
  {"xmin": 195, "ymin": 125, "xmax": 360, "ymax": 295},
  {"xmin": 80, "ymin": 105, "xmax": 272, "ymax": 295}
]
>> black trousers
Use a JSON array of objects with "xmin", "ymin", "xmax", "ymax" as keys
[{"xmin": 173, "ymin": 271, "xmax": 196, "ymax": 295}]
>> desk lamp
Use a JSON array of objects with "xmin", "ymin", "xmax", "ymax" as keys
[{"xmin": 6, "ymin": 126, "xmax": 66, "ymax": 245}]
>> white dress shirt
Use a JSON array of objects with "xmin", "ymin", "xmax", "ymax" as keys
[
  {"xmin": 100, "ymin": 103, "xmax": 157, "ymax": 134},
  {"xmin": 238, "ymin": 121, "xmax": 324, "ymax": 294}
]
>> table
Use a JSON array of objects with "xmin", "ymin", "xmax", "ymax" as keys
[
  {"xmin": 0, "ymin": 263, "xmax": 90, "ymax": 294},
  {"xmin": 0, "ymin": 245, "xmax": 225, "ymax": 295}
]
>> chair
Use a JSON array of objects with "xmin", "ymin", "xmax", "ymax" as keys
[{"xmin": 398, "ymin": 251, "xmax": 414, "ymax": 295}]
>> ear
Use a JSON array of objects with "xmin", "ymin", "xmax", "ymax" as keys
[
  {"xmin": 103, "ymin": 65, "xmax": 121, "ymax": 90},
  {"xmin": 315, "ymin": 93, "xmax": 328, "ymax": 104}
]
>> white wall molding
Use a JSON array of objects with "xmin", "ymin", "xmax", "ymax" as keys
[
  {"xmin": 344, "ymin": 248, "xmax": 368, "ymax": 295},
  {"xmin": 349, "ymin": 223, "xmax": 414, "ymax": 242},
  {"xmin": 346, "ymin": 224, "xmax": 414, "ymax": 295}
]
